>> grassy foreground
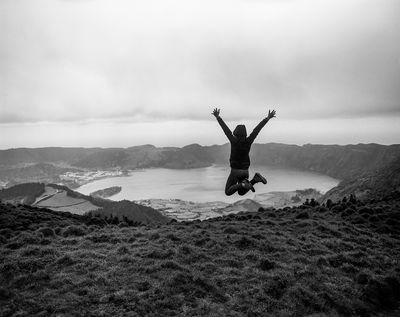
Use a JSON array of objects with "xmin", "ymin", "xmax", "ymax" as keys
[{"xmin": 1, "ymin": 194, "xmax": 400, "ymax": 316}]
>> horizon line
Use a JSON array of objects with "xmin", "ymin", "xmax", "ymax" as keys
[{"xmin": 1, "ymin": 141, "xmax": 399, "ymax": 151}]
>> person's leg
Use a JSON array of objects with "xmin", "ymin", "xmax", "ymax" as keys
[
  {"xmin": 237, "ymin": 170, "xmax": 251, "ymax": 196},
  {"xmin": 250, "ymin": 172, "xmax": 267, "ymax": 186},
  {"xmin": 225, "ymin": 169, "xmax": 240, "ymax": 196},
  {"xmin": 225, "ymin": 169, "xmax": 250, "ymax": 196}
]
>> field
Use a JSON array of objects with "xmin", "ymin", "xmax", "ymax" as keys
[
  {"xmin": 1, "ymin": 193, "xmax": 400, "ymax": 316},
  {"xmin": 34, "ymin": 186, "xmax": 100, "ymax": 215}
]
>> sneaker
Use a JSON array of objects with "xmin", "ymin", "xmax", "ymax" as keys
[
  {"xmin": 242, "ymin": 179, "xmax": 255, "ymax": 192},
  {"xmin": 252, "ymin": 172, "xmax": 267, "ymax": 185}
]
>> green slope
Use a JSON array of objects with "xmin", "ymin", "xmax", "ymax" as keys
[{"xmin": 1, "ymin": 193, "xmax": 399, "ymax": 316}]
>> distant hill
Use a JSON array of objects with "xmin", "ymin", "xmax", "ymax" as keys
[
  {"xmin": 0, "ymin": 147, "xmax": 99, "ymax": 167},
  {"xmin": 0, "ymin": 183, "xmax": 170, "ymax": 225},
  {"xmin": 2, "ymin": 143, "xmax": 400, "ymax": 201},
  {"xmin": 322, "ymin": 157, "xmax": 400, "ymax": 202},
  {"xmin": 2, "ymin": 143, "xmax": 399, "ymax": 180},
  {"xmin": 0, "ymin": 163, "xmax": 80, "ymax": 188}
]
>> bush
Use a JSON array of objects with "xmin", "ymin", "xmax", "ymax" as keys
[
  {"xmin": 223, "ymin": 227, "xmax": 239, "ymax": 234},
  {"xmin": 117, "ymin": 245, "xmax": 130, "ymax": 255},
  {"xmin": 149, "ymin": 232, "xmax": 160, "ymax": 240},
  {"xmin": 234, "ymin": 236, "xmax": 256, "ymax": 249},
  {"xmin": 359, "ymin": 207, "xmax": 373, "ymax": 215},
  {"xmin": 258, "ymin": 258, "xmax": 276, "ymax": 271},
  {"xmin": 296, "ymin": 211, "xmax": 309, "ymax": 219},
  {"xmin": 165, "ymin": 233, "xmax": 180, "ymax": 241},
  {"xmin": 0, "ymin": 229, "xmax": 14, "ymax": 239},
  {"xmin": 56, "ymin": 254, "xmax": 75, "ymax": 266},
  {"xmin": 331, "ymin": 205, "xmax": 343, "ymax": 213},
  {"xmin": 37, "ymin": 227, "xmax": 55, "ymax": 237},
  {"xmin": 363, "ymin": 275, "xmax": 400, "ymax": 310},
  {"xmin": 15, "ymin": 232, "xmax": 41, "ymax": 245},
  {"xmin": 62, "ymin": 225, "xmax": 87, "ymax": 237},
  {"xmin": 343, "ymin": 208, "xmax": 356, "ymax": 216}
]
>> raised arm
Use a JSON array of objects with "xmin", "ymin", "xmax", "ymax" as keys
[
  {"xmin": 248, "ymin": 109, "xmax": 276, "ymax": 143},
  {"xmin": 212, "ymin": 108, "xmax": 234, "ymax": 142}
]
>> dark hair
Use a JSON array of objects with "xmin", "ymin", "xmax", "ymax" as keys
[{"xmin": 233, "ymin": 125, "xmax": 247, "ymax": 137}]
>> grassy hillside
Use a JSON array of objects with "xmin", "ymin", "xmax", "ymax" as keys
[
  {"xmin": 1, "ymin": 193, "xmax": 399, "ymax": 316},
  {"xmin": 323, "ymin": 157, "xmax": 400, "ymax": 203},
  {"xmin": 0, "ymin": 183, "xmax": 170, "ymax": 225},
  {"xmin": 0, "ymin": 183, "xmax": 45, "ymax": 205}
]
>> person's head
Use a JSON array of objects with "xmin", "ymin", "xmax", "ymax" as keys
[{"xmin": 233, "ymin": 124, "xmax": 247, "ymax": 138}]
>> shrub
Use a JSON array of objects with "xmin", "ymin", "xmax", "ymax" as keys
[
  {"xmin": 136, "ymin": 280, "xmax": 151, "ymax": 292},
  {"xmin": 234, "ymin": 236, "xmax": 256, "ymax": 249},
  {"xmin": 258, "ymin": 258, "xmax": 276, "ymax": 271},
  {"xmin": 359, "ymin": 207, "xmax": 373, "ymax": 215},
  {"xmin": 0, "ymin": 229, "xmax": 14, "ymax": 239},
  {"xmin": 296, "ymin": 211, "xmax": 309, "ymax": 219},
  {"xmin": 0, "ymin": 287, "xmax": 12, "ymax": 300},
  {"xmin": 223, "ymin": 227, "xmax": 239, "ymax": 234},
  {"xmin": 62, "ymin": 225, "xmax": 87, "ymax": 237},
  {"xmin": 341, "ymin": 208, "xmax": 355, "ymax": 217},
  {"xmin": 14, "ymin": 232, "xmax": 41, "ymax": 245},
  {"xmin": 356, "ymin": 272, "xmax": 370, "ymax": 285},
  {"xmin": 263, "ymin": 273, "xmax": 292, "ymax": 300},
  {"xmin": 149, "ymin": 232, "xmax": 160, "ymax": 240},
  {"xmin": 331, "ymin": 205, "xmax": 343, "ymax": 213},
  {"xmin": 117, "ymin": 245, "xmax": 130, "ymax": 255},
  {"xmin": 245, "ymin": 251, "xmax": 260, "ymax": 262},
  {"xmin": 165, "ymin": 233, "xmax": 180, "ymax": 241},
  {"xmin": 56, "ymin": 254, "xmax": 75, "ymax": 266},
  {"xmin": 161, "ymin": 260, "xmax": 185, "ymax": 271},
  {"xmin": 177, "ymin": 244, "xmax": 193, "ymax": 255},
  {"xmin": 37, "ymin": 227, "xmax": 55, "ymax": 237},
  {"xmin": 363, "ymin": 275, "xmax": 400, "ymax": 310},
  {"xmin": 146, "ymin": 248, "xmax": 175, "ymax": 259}
]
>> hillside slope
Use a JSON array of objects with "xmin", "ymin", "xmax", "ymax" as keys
[
  {"xmin": 1, "ymin": 193, "xmax": 399, "ymax": 316},
  {"xmin": 323, "ymin": 157, "xmax": 400, "ymax": 202},
  {"xmin": 0, "ymin": 183, "xmax": 170, "ymax": 225}
]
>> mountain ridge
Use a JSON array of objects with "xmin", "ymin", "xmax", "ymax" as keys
[
  {"xmin": 1, "ymin": 143, "xmax": 400, "ymax": 200},
  {"xmin": 2, "ymin": 143, "xmax": 399, "ymax": 177}
]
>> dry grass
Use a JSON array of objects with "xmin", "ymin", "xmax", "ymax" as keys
[{"xmin": 1, "ymin": 194, "xmax": 400, "ymax": 316}]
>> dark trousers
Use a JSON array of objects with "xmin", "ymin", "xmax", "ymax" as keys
[{"xmin": 225, "ymin": 168, "xmax": 250, "ymax": 196}]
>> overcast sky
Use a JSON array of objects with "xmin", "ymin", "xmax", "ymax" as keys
[{"xmin": 0, "ymin": 0, "xmax": 399, "ymax": 148}]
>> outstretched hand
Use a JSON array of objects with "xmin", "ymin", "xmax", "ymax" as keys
[
  {"xmin": 212, "ymin": 108, "xmax": 220, "ymax": 118},
  {"xmin": 267, "ymin": 109, "xmax": 276, "ymax": 120}
]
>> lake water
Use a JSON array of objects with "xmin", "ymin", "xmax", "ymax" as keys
[{"xmin": 76, "ymin": 165, "xmax": 340, "ymax": 203}]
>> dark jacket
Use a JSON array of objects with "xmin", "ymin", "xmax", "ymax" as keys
[{"xmin": 217, "ymin": 116, "xmax": 269, "ymax": 169}]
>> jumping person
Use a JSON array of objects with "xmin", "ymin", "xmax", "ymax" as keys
[{"xmin": 212, "ymin": 108, "xmax": 276, "ymax": 196}]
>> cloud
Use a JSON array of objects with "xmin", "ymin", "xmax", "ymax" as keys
[{"xmin": 0, "ymin": 0, "xmax": 399, "ymax": 125}]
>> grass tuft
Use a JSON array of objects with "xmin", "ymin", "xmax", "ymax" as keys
[{"xmin": 62, "ymin": 225, "xmax": 87, "ymax": 237}]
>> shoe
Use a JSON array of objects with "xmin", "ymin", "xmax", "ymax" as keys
[
  {"xmin": 242, "ymin": 179, "xmax": 255, "ymax": 192},
  {"xmin": 252, "ymin": 172, "xmax": 267, "ymax": 185}
]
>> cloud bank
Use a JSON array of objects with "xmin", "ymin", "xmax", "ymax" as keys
[{"xmin": 1, "ymin": 0, "xmax": 399, "ymax": 125}]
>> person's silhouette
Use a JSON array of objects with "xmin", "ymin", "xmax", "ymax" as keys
[{"xmin": 212, "ymin": 108, "xmax": 276, "ymax": 196}]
